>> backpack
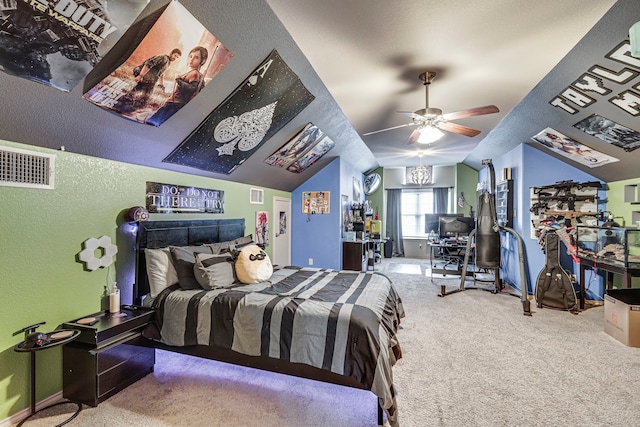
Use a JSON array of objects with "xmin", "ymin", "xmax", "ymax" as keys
[{"xmin": 535, "ymin": 232, "xmax": 578, "ymax": 313}]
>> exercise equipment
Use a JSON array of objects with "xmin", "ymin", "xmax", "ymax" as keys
[{"xmin": 438, "ymin": 160, "xmax": 531, "ymax": 316}]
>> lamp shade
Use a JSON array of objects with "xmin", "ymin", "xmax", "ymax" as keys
[{"xmin": 417, "ymin": 126, "xmax": 444, "ymax": 144}]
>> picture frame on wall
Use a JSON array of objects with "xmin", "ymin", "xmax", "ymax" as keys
[
  {"xmin": 353, "ymin": 176, "xmax": 362, "ymax": 201},
  {"xmin": 302, "ymin": 191, "xmax": 330, "ymax": 214}
]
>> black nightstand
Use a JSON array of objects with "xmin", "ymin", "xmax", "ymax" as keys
[{"xmin": 62, "ymin": 306, "xmax": 155, "ymax": 407}]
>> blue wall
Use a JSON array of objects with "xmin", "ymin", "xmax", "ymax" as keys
[
  {"xmin": 291, "ymin": 157, "xmax": 364, "ymax": 269},
  {"xmin": 487, "ymin": 144, "xmax": 605, "ymax": 299}
]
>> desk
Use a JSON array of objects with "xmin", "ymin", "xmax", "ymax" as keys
[
  {"xmin": 428, "ymin": 239, "xmax": 470, "ymax": 278},
  {"xmin": 14, "ymin": 326, "xmax": 81, "ymax": 426},
  {"xmin": 578, "ymin": 256, "xmax": 640, "ymax": 310}
]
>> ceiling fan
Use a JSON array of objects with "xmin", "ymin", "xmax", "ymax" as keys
[{"xmin": 363, "ymin": 71, "xmax": 500, "ymax": 145}]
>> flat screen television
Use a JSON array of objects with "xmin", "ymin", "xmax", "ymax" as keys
[
  {"xmin": 425, "ymin": 213, "xmax": 462, "ymax": 235},
  {"xmin": 438, "ymin": 216, "xmax": 475, "ymax": 238}
]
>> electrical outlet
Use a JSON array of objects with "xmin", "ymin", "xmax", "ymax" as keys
[{"xmin": 308, "ymin": 258, "xmax": 313, "ymax": 265}]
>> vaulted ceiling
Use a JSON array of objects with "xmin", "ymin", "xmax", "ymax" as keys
[{"xmin": 1, "ymin": 0, "xmax": 638, "ymax": 191}]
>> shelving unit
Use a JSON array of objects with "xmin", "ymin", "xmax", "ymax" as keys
[
  {"xmin": 529, "ymin": 180, "xmax": 601, "ymax": 239},
  {"xmin": 496, "ymin": 179, "xmax": 514, "ymax": 228},
  {"xmin": 624, "ymin": 184, "xmax": 640, "ymax": 203},
  {"xmin": 623, "ymin": 184, "xmax": 640, "ymax": 224}
]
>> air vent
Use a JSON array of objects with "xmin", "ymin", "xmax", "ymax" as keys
[
  {"xmin": 250, "ymin": 187, "xmax": 264, "ymax": 204},
  {"xmin": 0, "ymin": 146, "xmax": 55, "ymax": 189}
]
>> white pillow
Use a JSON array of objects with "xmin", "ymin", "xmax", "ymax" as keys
[
  {"xmin": 145, "ymin": 247, "xmax": 178, "ymax": 297},
  {"xmin": 234, "ymin": 244, "xmax": 273, "ymax": 284},
  {"xmin": 194, "ymin": 253, "xmax": 235, "ymax": 290}
]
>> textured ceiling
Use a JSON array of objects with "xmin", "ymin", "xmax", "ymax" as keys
[
  {"xmin": 1, "ymin": 0, "xmax": 639, "ymax": 189},
  {"xmin": 267, "ymin": 0, "xmax": 627, "ymax": 173}
]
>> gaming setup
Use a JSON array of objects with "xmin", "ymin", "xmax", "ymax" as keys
[{"xmin": 425, "ymin": 213, "xmax": 476, "ymax": 243}]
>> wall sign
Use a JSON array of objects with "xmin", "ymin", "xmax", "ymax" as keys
[{"xmin": 146, "ymin": 181, "xmax": 224, "ymax": 214}]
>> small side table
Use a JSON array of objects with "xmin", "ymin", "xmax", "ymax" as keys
[{"xmin": 13, "ymin": 322, "xmax": 81, "ymax": 426}]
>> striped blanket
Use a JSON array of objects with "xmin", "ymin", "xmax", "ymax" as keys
[{"xmin": 148, "ymin": 266, "xmax": 404, "ymax": 426}]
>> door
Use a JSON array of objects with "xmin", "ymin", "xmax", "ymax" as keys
[{"xmin": 272, "ymin": 196, "xmax": 291, "ymax": 266}]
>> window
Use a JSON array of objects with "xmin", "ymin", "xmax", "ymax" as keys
[
  {"xmin": 401, "ymin": 189, "xmax": 433, "ymax": 237},
  {"xmin": 401, "ymin": 188, "xmax": 453, "ymax": 237}
]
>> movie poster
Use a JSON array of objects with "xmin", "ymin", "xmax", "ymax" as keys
[
  {"xmin": 0, "ymin": 0, "xmax": 148, "ymax": 92},
  {"xmin": 531, "ymin": 127, "xmax": 619, "ymax": 168},
  {"xmin": 163, "ymin": 49, "xmax": 315, "ymax": 174},
  {"xmin": 83, "ymin": 0, "xmax": 233, "ymax": 126},
  {"xmin": 573, "ymin": 114, "xmax": 640, "ymax": 152},
  {"xmin": 264, "ymin": 123, "xmax": 324, "ymax": 168},
  {"xmin": 286, "ymin": 135, "xmax": 335, "ymax": 173},
  {"xmin": 256, "ymin": 211, "xmax": 268, "ymax": 247}
]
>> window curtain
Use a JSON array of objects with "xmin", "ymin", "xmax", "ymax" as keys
[
  {"xmin": 385, "ymin": 189, "xmax": 404, "ymax": 256},
  {"xmin": 433, "ymin": 187, "xmax": 449, "ymax": 213}
]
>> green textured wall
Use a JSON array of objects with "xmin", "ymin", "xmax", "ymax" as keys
[
  {"xmin": 455, "ymin": 163, "xmax": 479, "ymax": 216},
  {"xmin": 607, "ymin": 178, "xmax": 638, "ymax": 226},
  {"xmin": 0, "ymin": 140, "xmax": 289, "ymax": 420}
]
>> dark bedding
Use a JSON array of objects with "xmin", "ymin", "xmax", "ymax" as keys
[{"xmin": 144, "ymin": 266, "xmax": 404, "ymax": 426}]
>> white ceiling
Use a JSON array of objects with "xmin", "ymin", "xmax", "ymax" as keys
[{"xmin": 267, "ymin": 0, "xmax": 617, "ymax": 168}]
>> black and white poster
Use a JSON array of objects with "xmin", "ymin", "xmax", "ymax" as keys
[
  {"xmin": 0, "ymin": 0, "xmax": 148, "ymax": 92},
  {"xmin": 163, "ymin": 49, "xmax": 315, "ymax": 174},
  {"xmin": 573, "ymin": 114, "xmax": 640, "ymax": 152}
]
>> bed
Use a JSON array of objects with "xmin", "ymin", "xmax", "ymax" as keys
[{"xmin": 134, "ymin": 219, "xmax": 404, "ymax": 426}]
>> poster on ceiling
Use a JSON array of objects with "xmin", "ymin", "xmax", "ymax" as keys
[
  {"xmin": 264, "ymin": 123, "xmax": 324, "ymax": 168},
  {"xmin": 531, "ymin": 127, "xmax": 619, "ymax": 168},
  {"xmin": 573, "ymin": 114, "xmax": 640, "ymax": 152},
  {"xmin": 0, "ymin": 0, "xmax": 149, "ymax": 92},
  {"xmin": 162, "ymin": 49, "xmax": 315, "ymax": 174},
  {"xmin": 82, "ymin": 0, "xmax": 233, "ymax": 126},
  {"xmin": 286, "ymin": 135, "xmax": 335, "ymax": 173}
]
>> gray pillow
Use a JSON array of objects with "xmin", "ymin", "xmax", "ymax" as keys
[
  {"xmin": 206, "ymin": 235, "xmax": 253, "ymax": 254},
  {"xmin": 194, "ymin": 253, "xmax": 236, "ymax": 290},
  {"xmin": 169, "ymin": 245, "xmax": 213, "ymax": 290}
]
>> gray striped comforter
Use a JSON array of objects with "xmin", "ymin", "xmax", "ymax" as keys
[{"xmin": 148, "ymin": 266, "xmax": 404, "ymax": 426}]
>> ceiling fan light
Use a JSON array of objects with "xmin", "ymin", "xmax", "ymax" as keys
[{"xmin": 417, "ymin": 126, "xmax": 444, "ymax": 144}]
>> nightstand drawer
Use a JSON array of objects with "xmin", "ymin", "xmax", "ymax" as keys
[
  {"xmin": 63, "ymin": 306, "xmax": 155, "ymax": 406},
  {"xmin": 96, "ymin": 334, "xmax": 150, "ymax": 373},
  {"xmin": 97, "ymin": 348, "xmax": 155, "ymax": 398}
]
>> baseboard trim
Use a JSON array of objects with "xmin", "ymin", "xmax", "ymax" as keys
[{"xmin": 0, "ymin": 391, "xmax": 63, "ymax": 427}]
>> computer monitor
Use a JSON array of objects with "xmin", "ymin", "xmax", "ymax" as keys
[
  {"xmin": 438, "ymin": 216, "xmax": 475, "ymax": 238},
  {"xmin": 425, "ymin": 213, "xmax": 462, "ymax": 235}
]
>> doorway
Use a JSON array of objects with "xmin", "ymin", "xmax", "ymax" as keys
[{"xmin": 272, "ymin": 196, "xmax": 291, "ymax": 266}]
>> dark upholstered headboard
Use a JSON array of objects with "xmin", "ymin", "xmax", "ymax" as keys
[{"xmin": 134, "ymin": 219, "xmax": 245, "ymax": 303}]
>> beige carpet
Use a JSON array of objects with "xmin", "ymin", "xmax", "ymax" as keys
[{"xmin": 15, "ymin": 258, "xmax": 640, "ymax": 426}]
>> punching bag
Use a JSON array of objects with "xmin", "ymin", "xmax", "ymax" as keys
[
  {"xmin": 475, "ymin": 191, "xmax": 501, "ymax": 268},
  {"xmin": 475, "ymin": 160, "xmax": 501, "ymax": 268}
]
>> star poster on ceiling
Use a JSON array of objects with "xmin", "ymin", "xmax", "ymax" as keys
[{"xmin": 163, "ymin": 49, "xmax": 315, "ymax": 174}]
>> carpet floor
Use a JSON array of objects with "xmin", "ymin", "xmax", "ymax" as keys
[{"xmin": 15, "ymin": 258, "xmax": 640, "ymax": 426}]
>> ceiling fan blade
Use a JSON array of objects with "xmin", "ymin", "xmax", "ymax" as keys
[
  {"xmin": 437, "ymin": 121, "xmax": 481, "ymax": 137},
  {"xmin": 397, "ymin": 110, "xmax": 425, "ymax": 120},
  {"xmin": 441, "ymin": 105, "xmax": 499, "ymax": 121},
  {"xmin": 363, "ymin": 122, "xmax": 414, "ymax": 136},
  {"xmin": 404, "ymin": 128, "xmax": 422, "ymax": 145}
]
